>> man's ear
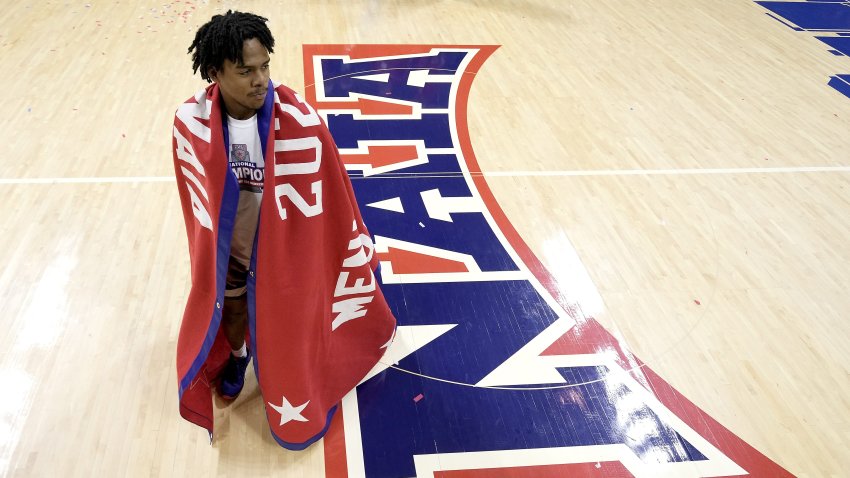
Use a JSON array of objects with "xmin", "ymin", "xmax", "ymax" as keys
[{"xmin": 208, "ymin": 66, "xmax": 218, "ymax": 82}]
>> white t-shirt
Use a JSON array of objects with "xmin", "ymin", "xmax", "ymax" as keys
[{"xmin": 227, "ymin": 114, "xmax": 264, "ymax": 268}]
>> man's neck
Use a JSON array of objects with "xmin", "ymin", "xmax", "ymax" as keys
[
  {"xmin": 220, "ymin": 94, "xmax": 255, "ymax": 120},
  {"xmin": 224, "ymin": 104, "xmax": 256, "ymax": 120},
  {"xmin": 227, "ymin": 111, "xmax": 257, "ymax": 121}
]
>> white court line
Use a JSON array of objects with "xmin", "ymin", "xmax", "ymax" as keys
[
  {"xmin": 0, "ymin": 176, "xmax": 175, "ymax": 185},
  {"xmin": 1, "ymin": 166, "xmax": 848, "ymax": 185},
  {"xmin": 483, "ymin": 166, "xmax": 850, "ymax": 176}
]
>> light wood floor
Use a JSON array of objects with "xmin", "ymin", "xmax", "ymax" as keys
[{"xmin": 1, "ymin": 0, "xmax": 849, "ymax": 476}]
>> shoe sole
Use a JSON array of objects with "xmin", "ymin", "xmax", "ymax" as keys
[{"xmin": 219, "ymin": 387, "xmax": 242, "ymax": 401}]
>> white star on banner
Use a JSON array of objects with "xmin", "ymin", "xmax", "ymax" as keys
[{"xmin": 268, "ymin": 396, "xmax": 310, "ymax": 427}]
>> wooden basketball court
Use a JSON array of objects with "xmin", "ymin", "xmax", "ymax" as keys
[{"xmin": 1, "ymin": 1, "xmax": 848, "ymax": 476}]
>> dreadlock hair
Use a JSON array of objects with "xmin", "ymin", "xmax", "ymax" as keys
[{"xmin": 188, "ymin": 10, "xmax": 275, "ymax": 83}]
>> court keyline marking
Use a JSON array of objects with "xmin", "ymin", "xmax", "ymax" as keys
[{"xmin": 2, "ymin": 166, "xmax": 849, "ymax": 185}]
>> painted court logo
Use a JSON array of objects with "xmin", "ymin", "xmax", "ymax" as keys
[
  {"xmin": 303, "ymin": 45, "xmax": 795, "ymax": 478},
  {"xmin": 755, "ymin": 1, "xmax": 850, "ymax": 100}
]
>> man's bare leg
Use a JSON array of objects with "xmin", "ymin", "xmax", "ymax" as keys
[{"xmin": 222, "ymin": 294, "xmax": 248, "ymax": 350}]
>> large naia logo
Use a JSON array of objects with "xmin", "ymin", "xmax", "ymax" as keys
[{"xmin": 304, "ymin": 45, "xmax": 795, "ymax": 478}]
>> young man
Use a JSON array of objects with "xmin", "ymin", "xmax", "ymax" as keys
[
  {"xmin": 186, "ymin": 11, "xmax": 276, "ymax": 400},
  {"xmin": 173, "ymin": 11, "xmax": 396, "ymax": 448}
]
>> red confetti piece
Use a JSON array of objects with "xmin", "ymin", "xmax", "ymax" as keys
[
  {"xmin": 694, "ymin": 299, "xmax": 701, "ymax": 305},
  {"xmin": 413, "ymin": 393, "xmax": 424, "ymax": 403}
]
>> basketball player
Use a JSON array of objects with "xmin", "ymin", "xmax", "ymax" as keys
[{"xmin": 185, "ymin": 11, "xmax": 276, "ymax": 400}]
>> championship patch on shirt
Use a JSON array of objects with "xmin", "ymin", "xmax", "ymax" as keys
[{"xmin": 229, "ymin": 143, "xmax": 264, "ymax": 193}]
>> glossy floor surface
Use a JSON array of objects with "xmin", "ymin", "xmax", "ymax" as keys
[{"xmin": 2, "ymin": 1, "xmax": 850, "ymax": 477}]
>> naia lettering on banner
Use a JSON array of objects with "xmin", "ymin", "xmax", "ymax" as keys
[{"xmin": 173, "ymin": 91, "xmax": 213, "ymax": 231}]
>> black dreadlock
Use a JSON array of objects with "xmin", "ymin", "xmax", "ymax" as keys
[{"xmin": 188, "ymin": 10, "xmax": 275, "ymax": 83}]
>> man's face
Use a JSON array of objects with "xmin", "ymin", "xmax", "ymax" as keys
[{"xmin": 210, "ymin": 38, "xmax": 270, "ymax": 119}]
